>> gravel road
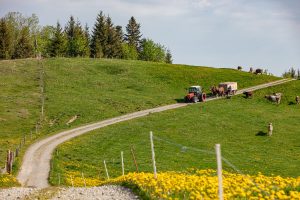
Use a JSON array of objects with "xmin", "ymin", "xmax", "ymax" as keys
[
  {"xmin": 51, "ymin": 186, "xmax": 139, "ymax": 200},
  {"xmin": 0, "ymin": 187, "xmax": 37, "ymax": 200},
  {"xmin": 0, "ymin": 185, "xmax": 139, "ymax": 200},
  {"xmin": 17, "ymin": 78, "xmax": 294, "ymax": 189}
]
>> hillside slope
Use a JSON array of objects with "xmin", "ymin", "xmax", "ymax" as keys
[
  {"xmin": 0, "ymin": 58, "xmax": 278, "ymax": 184},
  {"xmin": 50, "ymin": 80, "xmax": 300, "ymax": 187}
]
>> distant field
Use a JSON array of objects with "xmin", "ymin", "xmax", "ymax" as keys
[
  {"xmin": 0, "ymin": 58, "xmax": 279, "ymax": 186},
  {"xmin": 50, "ymin": 80, "xmax": 300, "ymax": 186}
]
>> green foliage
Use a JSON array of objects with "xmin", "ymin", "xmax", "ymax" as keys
[
  {"xmin": 104, "ymin": 16, "xmax": 122, "ymax": 58},
  {"xmin": 0, "ymin": 18, "xmax": 12, "ymax": 59},
  {"xmin": 13, "ymin": 26, "xmax": 33, "ymax": 58},
  {"xmin": 282, "ymin": 67, "xmax": 299, "ymax": 79},
  {"xmin": 121, "ymin": 43, "xmax": 138, "ymax": 60},
  {"xmin": 125, "ymin": 16, "xmax": 142, "ymax": 51},
  {"xmin": 3, "ymin": 12, "xmax": 39, "ymax": 59},
  {"xmin": 36, "ymin": 25, "xmax": 55, "ymax": 57},
  {"xmin": 90, "ymin": 11, "xmax": 106, "ymax": 58},
  {"xmin": 90, "ymin": 12, "xmax": 123, "ymax": 59},
  {"xmin": 50, "ymin": 80, "xmax": 300, "ymax": 186},
  {"xmin": 49, "ymin": 22, "xmax": 66, "ymax": 57},
  {"xmin": 139, "ymin": 38, "xmax": 166, "ymax": 62},
  {"xmin": 165, "ymin": 49, "xmax": 172, "ymax": 64},
  {"xmin": 1, "ymin": 11, "xmax": 173, "ymax": 63},
  {"xmin": 65, "ymin": 16, "xmax": 89, "ymax": 57}
]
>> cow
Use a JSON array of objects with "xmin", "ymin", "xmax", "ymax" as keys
[
  {"xmin": 211, "ymin": 86, "xmax": 225, "ymax": 97},
  {"xmin": 243, "ymin": 91, "xmax": 253, "ymax": 98},
  {"xmin": 255, "ymin": 69, "xmax": 263, "ymax": 75},
  {"xmin": 265, "ymin": 93, "xmax": 282, "ymax": 104},
  {"xmin": 296, "ymin": 96, "xmax": 299, "ymax": 104},
  {"xmin": 211, "ymin": 86, "xmax": 218, "ymax": 96}
]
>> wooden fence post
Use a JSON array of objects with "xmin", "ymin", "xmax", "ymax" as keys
[
  {"xmin": 216, "ymin": 144, "xmax": 223, "ymax": 200},
  {"xmin": 6, "ymin": 150, "xmax": 12, "ymax": 174},
  {"xmin": 104, "ymin": 160, "xmax": 110, "ymax": 180},
  {"xmin": 81, "ymin": 172, "xmax": 86, "ymax": 187},
  {"xmin": 121, "ymin": 151, "xmax": 124, "ymax": 176},
  {"xmin": 130, "ymin": 146, "xmax": 138, "ymax": 172},
  {"xmin": 70, "ymin": 175, "xmax": 74, "ymax": 187},
  {"xmin": 15, "ymin": 147, "xmax": 19, "ymax": 157},
  {"xmin": 150, "ymin": 131, "xmax": 157, "ymax": 179},
  {"xmin": 23, "ymin": 135, "xmax": 26, "ymax": 145}
]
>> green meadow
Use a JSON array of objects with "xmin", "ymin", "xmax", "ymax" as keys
[
  {"xmin": 0, "ymin": 58, "xmax": 279, "ymax": 186},
  {"xmin": 50, "ymin": 80, "xmax": 300, "ymax": 186}
]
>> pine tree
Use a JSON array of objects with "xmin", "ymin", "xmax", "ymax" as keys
[
  {"xmin": 104, "ymin": 16, "xmax": 123, "ymax": 58},
  {"xmin": 14, "ymin": 26, "xmax": 33, "ymax": 58},
  {"xmin": 165, "ymin": 49, "xmax": 173, "ymax": 64},
  {"xmin": 0, "ymin": 18, "xmax": 12, "ymax": 59},
  {"xmin": 83, "ymin": 24, "xmax": 90, "ymax": 57},
  {"xmin": 290, "ymin": 67, "xmax": 296, "ymax": 78},
  {"xmin": 49, "ymin": 22, "xmax": 66, "ymax": 57},
  {"xmin": 114, "ymin": 25, "xmax": 123, "ymax": 58},
  {"xmin": 74, "ymin": 20, "xmax": 90, "ymax": 57},
  {"xmin": 125, "ymin": 16, "xmax": 142, "ymax": 51},
  {"xmin": 65, "ymin": 16, "xmax": 76, "ymax": 57},
  {"xmin": 104, "ymin": 16, "xmax": 115, "ymax": 58},
  {"xmin": 90, "ymin": 11, "xmax": 107, "ymax": 58}
]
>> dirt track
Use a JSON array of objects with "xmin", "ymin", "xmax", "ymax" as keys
[{"xmin": 17, "ymin": 78, "xmax": 294, "ymax": 188}]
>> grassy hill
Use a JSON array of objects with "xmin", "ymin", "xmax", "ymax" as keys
[
  {"xmin": 50, "ymin": 80, "xmax": 300, "ymax": 187},
  {"xmin": 0, "ymin": 58, "xmax": 279, "ymax": 186}
]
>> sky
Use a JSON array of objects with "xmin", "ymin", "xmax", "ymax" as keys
[{"xmin": 1, "ymin": 0, "xmax": 299, "ymax": 76}]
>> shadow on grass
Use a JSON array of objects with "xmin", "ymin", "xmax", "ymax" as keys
[
  {"xmin": 288, "ymin": 101, "xmax": 296, "ymax": 105},
  {"xmin": 256, "ymin": 131, "xmax": 268, "ymax": 136},
  {"xmin": 175, "ymin": 98, "xmax": 186, "ymax": 103}
]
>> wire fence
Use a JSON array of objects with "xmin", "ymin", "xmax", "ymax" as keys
[
  {"xmin": 49, "ymin": 131, "xmax": 285, "ymax": 200},
  {"xmin": 1, "ymin": 58, "xmax": 45, "ymax": 175}
]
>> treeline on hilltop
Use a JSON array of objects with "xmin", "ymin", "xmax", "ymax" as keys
[{"xmin": 0, "ymin": 11, "xmax": 173, "ymax": 63}]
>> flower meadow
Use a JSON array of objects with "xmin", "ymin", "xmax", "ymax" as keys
[
  {"xmin": 64, "ymin": 169, "xmax": 300, "ymax": 199},
  {"xmin": 0, "ymin": 174, "xmax": 19, "ymax": 187}
]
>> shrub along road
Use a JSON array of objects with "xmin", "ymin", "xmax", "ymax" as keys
[{"xmin": 17, "ymin": 78, "xmax": 294, "ymax": 188}]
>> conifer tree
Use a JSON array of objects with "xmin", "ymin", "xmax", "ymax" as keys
[
  {"xmin": 14, "ymin": 26, "xmax": 33, "ymax": 58},
  {"xmin": 84, "ymin": 24, "xmax": 90, "ymax": 56},
  {"xmin": 74, "ymin": 20, "xmax": 90, "ymax": 57},
  {"xmin": 65, "ymin": 16, "xmax": 76, "ymax": 57},
  {"xmin": 104, "ymin": 16, "xmax": 115, "ymax": 58},
  {"xmin": 105, "ymin": 16, "xmax": 123, "ymax": 58},
  {"xmin": 90, "ymin": 11, "xmax": 106, "ymax": 58},
  {"xmin": 125, "ymin": 16, "xmax": 142, "ymax": 51},
  {"xmin": 165, "ymin": 49, "xmax": 173, "ymax": 64},
  {"xmin": 114, "ymin": 25, "xmax": 123, "ymax": 58},
  {"xmin": 0, "ymin": 18, "xmax": 12, "ymax": 59},
  {"xmin": 49, "ymin": 22, "xmax": 66, "ymax": 57}
]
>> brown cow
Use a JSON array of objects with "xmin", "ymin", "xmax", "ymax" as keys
[
  {"xmin": 217, "ymin": 87, "xmax": 225, "ymax": 96},
  {"xmin": 243, "ymin": 91, "xmax": 253, "ymax": 98},
  {"xmin": 210, "ymin": 86, "xmax": 225, "ymax": 97},
  {"xmin": 211, "ymin": 86, "xmax": 218, "ymax": 96}
]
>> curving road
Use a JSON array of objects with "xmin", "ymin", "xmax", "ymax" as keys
[{"xmin": 17, "ymin": 78, "xmax": 294, "ymax": 188}]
